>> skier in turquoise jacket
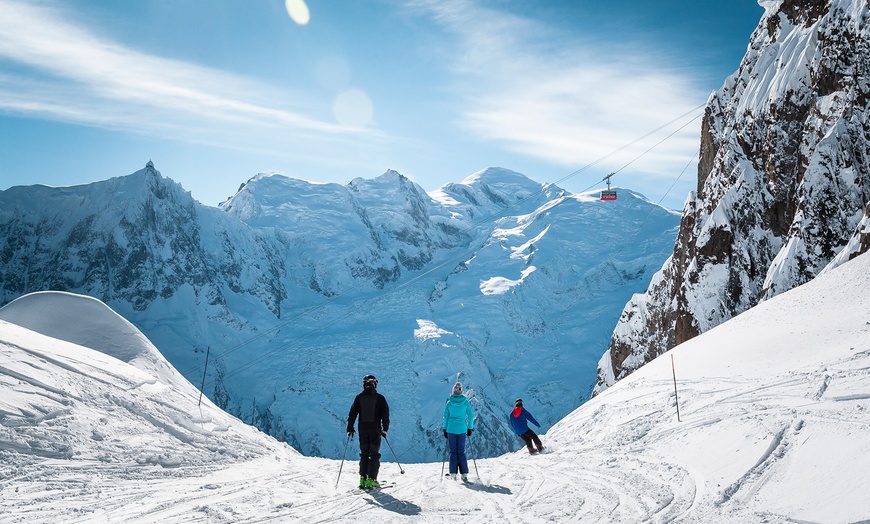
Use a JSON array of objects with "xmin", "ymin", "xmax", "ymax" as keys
[{"xmin": 442, "ymin": 381, "xmax": 474, "ymax": 481}]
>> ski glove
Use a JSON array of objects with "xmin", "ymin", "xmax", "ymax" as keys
[
  {"xmin": 466, "ymin": 429, "xmax": 473, "ymax": 436},
  {"xmin": 347, "ymin": 429, "xmax": 355, "ymax": 438},
  {"xmin": 381, "ymin": 430, "xmax": 387, "ymax": 437},
  {"xmin": 443, "ymin": 429, "xmax": 448, "ymax": 439}
]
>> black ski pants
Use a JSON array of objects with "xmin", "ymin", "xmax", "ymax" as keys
[
  {"xmin": 358, "ymin": 431, "xmax": 382, "ymax": 479},
  {"xmin": 519, "ymin": 429, "xmax": 542, "ymax": 452}
]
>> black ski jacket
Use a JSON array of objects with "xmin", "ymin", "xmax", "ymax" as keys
[{"xmin": 347, "ymin": 388, "xmax": 390, "ymax": 434}]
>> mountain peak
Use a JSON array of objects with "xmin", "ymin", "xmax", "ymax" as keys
[
  {"xmin": 431, "ymin": 167, "xmax": 559, "ymax": 216},
  {"xmin": 459, "ymin": 167, "xmax": 542, "ymax": 192},
  {"xmin": 348, "ymin": 169, "xmax": 414, "ymax": 191}
]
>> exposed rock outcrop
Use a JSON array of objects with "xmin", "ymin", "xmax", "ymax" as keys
[{"xmin": 597, "ymin": 0, "xmax": 870, "ymax": 393}]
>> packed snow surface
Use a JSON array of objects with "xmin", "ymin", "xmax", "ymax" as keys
[{"xmin": 1, "ymin": 253, "xmax": 870, "ymax": 522}]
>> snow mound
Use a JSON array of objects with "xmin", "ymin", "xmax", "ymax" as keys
[
  {"xmin": 0, "ymin": 291, "xmax": 176, "ymax": 384},
  {"xmin": 0, "ymin": 292, "xmax": 292, "ymax": 472}
]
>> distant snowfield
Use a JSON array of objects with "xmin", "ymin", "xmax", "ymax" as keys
[{"xmin": 1, "ymin": 254, "xmax": 869, "ymax": 523}]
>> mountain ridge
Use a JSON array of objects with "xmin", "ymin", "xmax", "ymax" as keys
[{"xmin": 0, "ymin": 164, "xmax": 679, "ymax": 460}]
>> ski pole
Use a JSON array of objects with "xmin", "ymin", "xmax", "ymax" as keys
[
  {"xmin": 468, "ymin": 435, "xmax": 480, "ymax": 479},
  {"xmin": 335, "ymin": 433, "xmax": 351, "ymax": 489},
  {"xmin": 383, "ymin": 434, "xmax": 405, "ymax": 474},
  {"xmin": 671, "ymin": 354, "xmax": 681, "ymax": 422},
  {"xmin": 441, "ymin": 439, "xmax": 447, "ymax": 480}
]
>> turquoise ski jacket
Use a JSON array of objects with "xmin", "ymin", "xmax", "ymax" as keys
[{"xmin": 443, "ymin": 393, "xmax": 474, "ymax": 434}]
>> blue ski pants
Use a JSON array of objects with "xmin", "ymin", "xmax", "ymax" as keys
[{"xmin": 447, "ymin": 432, "xmax": 469, "ymax": 474}]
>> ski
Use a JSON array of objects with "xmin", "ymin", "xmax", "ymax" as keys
[
  {"xmin": 444, "ymin": 473, "xmax": 474, "ymax": 484},
  {"xmin": 350, "ymin": 481, "xmax": 396, "ymax": 494}
]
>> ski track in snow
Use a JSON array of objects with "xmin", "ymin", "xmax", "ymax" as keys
[
  {"xmin": 0, "ymin": 432, "xmax": 701, "ymax": 523},
  {"xmin": 6, "ymin": 340, "xmax": 868, "ymax": 523}
]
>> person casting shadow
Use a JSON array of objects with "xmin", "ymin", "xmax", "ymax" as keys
[
  {"xmin": 442, "ymin": 381, "xmax": 474, "ymax": 481},
  {"xmin": 347, "ymin": 374, "xmax": 390, "ymax": 489}
]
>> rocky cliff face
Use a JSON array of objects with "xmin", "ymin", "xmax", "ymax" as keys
[
  {"xmin": 597, "ymin": 0, "xmax": 870, "ymax": 392},
  {"xmin": 0, "ymin": 162, "xmax": 284, "ymax": 318}
]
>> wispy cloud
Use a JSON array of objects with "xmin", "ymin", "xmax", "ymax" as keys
[
  {"xmin": 410, "ymin": 0, "xmax": 706, "ymax": 178},
  {"xmin": 0, "ymin": 0, "xmax": 377, "ymax": 156}
]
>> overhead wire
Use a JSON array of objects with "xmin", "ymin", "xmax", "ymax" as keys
[
  {"xmin": 475, "ymin": 149, "xmax": 699, "ymax": 399},
  {"xmin": 550, "ymin": 102, "xmax": 705, "ymax": 189},
  {"xmin": 438, "ymin": 151, "xmax": 700, "ymax": 459}
]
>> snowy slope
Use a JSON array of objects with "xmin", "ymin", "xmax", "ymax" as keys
[
  {"xmin": 0, "ymin": 292, "xmax": 288, "ymax": 470},
  {"xmin": 2, "ymin": 251, "xmax": 868, "ymax": 523}
]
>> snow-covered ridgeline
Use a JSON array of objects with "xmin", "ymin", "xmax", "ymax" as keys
[{"xmin": 597, "ymin": 0, "xmax": 870, "ymax": 393}]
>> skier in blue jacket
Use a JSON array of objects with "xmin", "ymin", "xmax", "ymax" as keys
[
  {"xmin": 442, "ymin": 381, "xmax": 474, "ymax": 481},
  {"xmin": 510, "ymin": 398, "xmax": 543, "ymax": 454}
]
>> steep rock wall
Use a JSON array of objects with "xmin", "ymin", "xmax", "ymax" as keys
[{"xmin": 597, "ymin": 0, "xmax": 870, "ymax": 392}]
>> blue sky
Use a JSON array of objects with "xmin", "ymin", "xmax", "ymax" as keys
[{"xmin": 0, "ymin": 0, "xmax": 763, "ymax": 210}]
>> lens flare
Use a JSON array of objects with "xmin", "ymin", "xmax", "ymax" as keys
[
  {"xmin": 333, "ymin": 89, "xmax": 373, "ymax": 128},
  {"xmin": 285, "ymin": 0, "xmax": 310, "ymax": 25},
  {"xmin": 315, "ymin": 55, "xmax": 351, "ymax": 90}
]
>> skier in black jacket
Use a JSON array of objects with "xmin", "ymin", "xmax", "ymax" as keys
[{"xmin": 347, "ymin": 374, "xmax": 390, "ymax": 489}]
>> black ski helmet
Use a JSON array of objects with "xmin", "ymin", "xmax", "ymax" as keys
[
  {"xmin": 515, "ymin": 398, "xmax": 523, "ymax": 407},
  {"xmin": 363, "ymin": 374, "xmax": 378, "ymax": 389}
]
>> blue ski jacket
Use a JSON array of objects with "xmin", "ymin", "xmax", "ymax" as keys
[
  {"xmin": 509, "ymin": 407, "xmax": 540, "ymax": 435},
  {"xmin": 443, "ymin": 394, "xmax": 474, "ymax": 434}
]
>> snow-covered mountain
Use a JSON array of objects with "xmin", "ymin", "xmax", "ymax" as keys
[
  {"xmin": 2, "ymin": 249, "xmax": 868, "ymax": 522},
  {"xmin": 0, "ymin": 163, "xmax": 679, "ymax": 461},
  {"xmin": 597, "ymin": 0, "xmax": 870, "ymax": 392}
]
